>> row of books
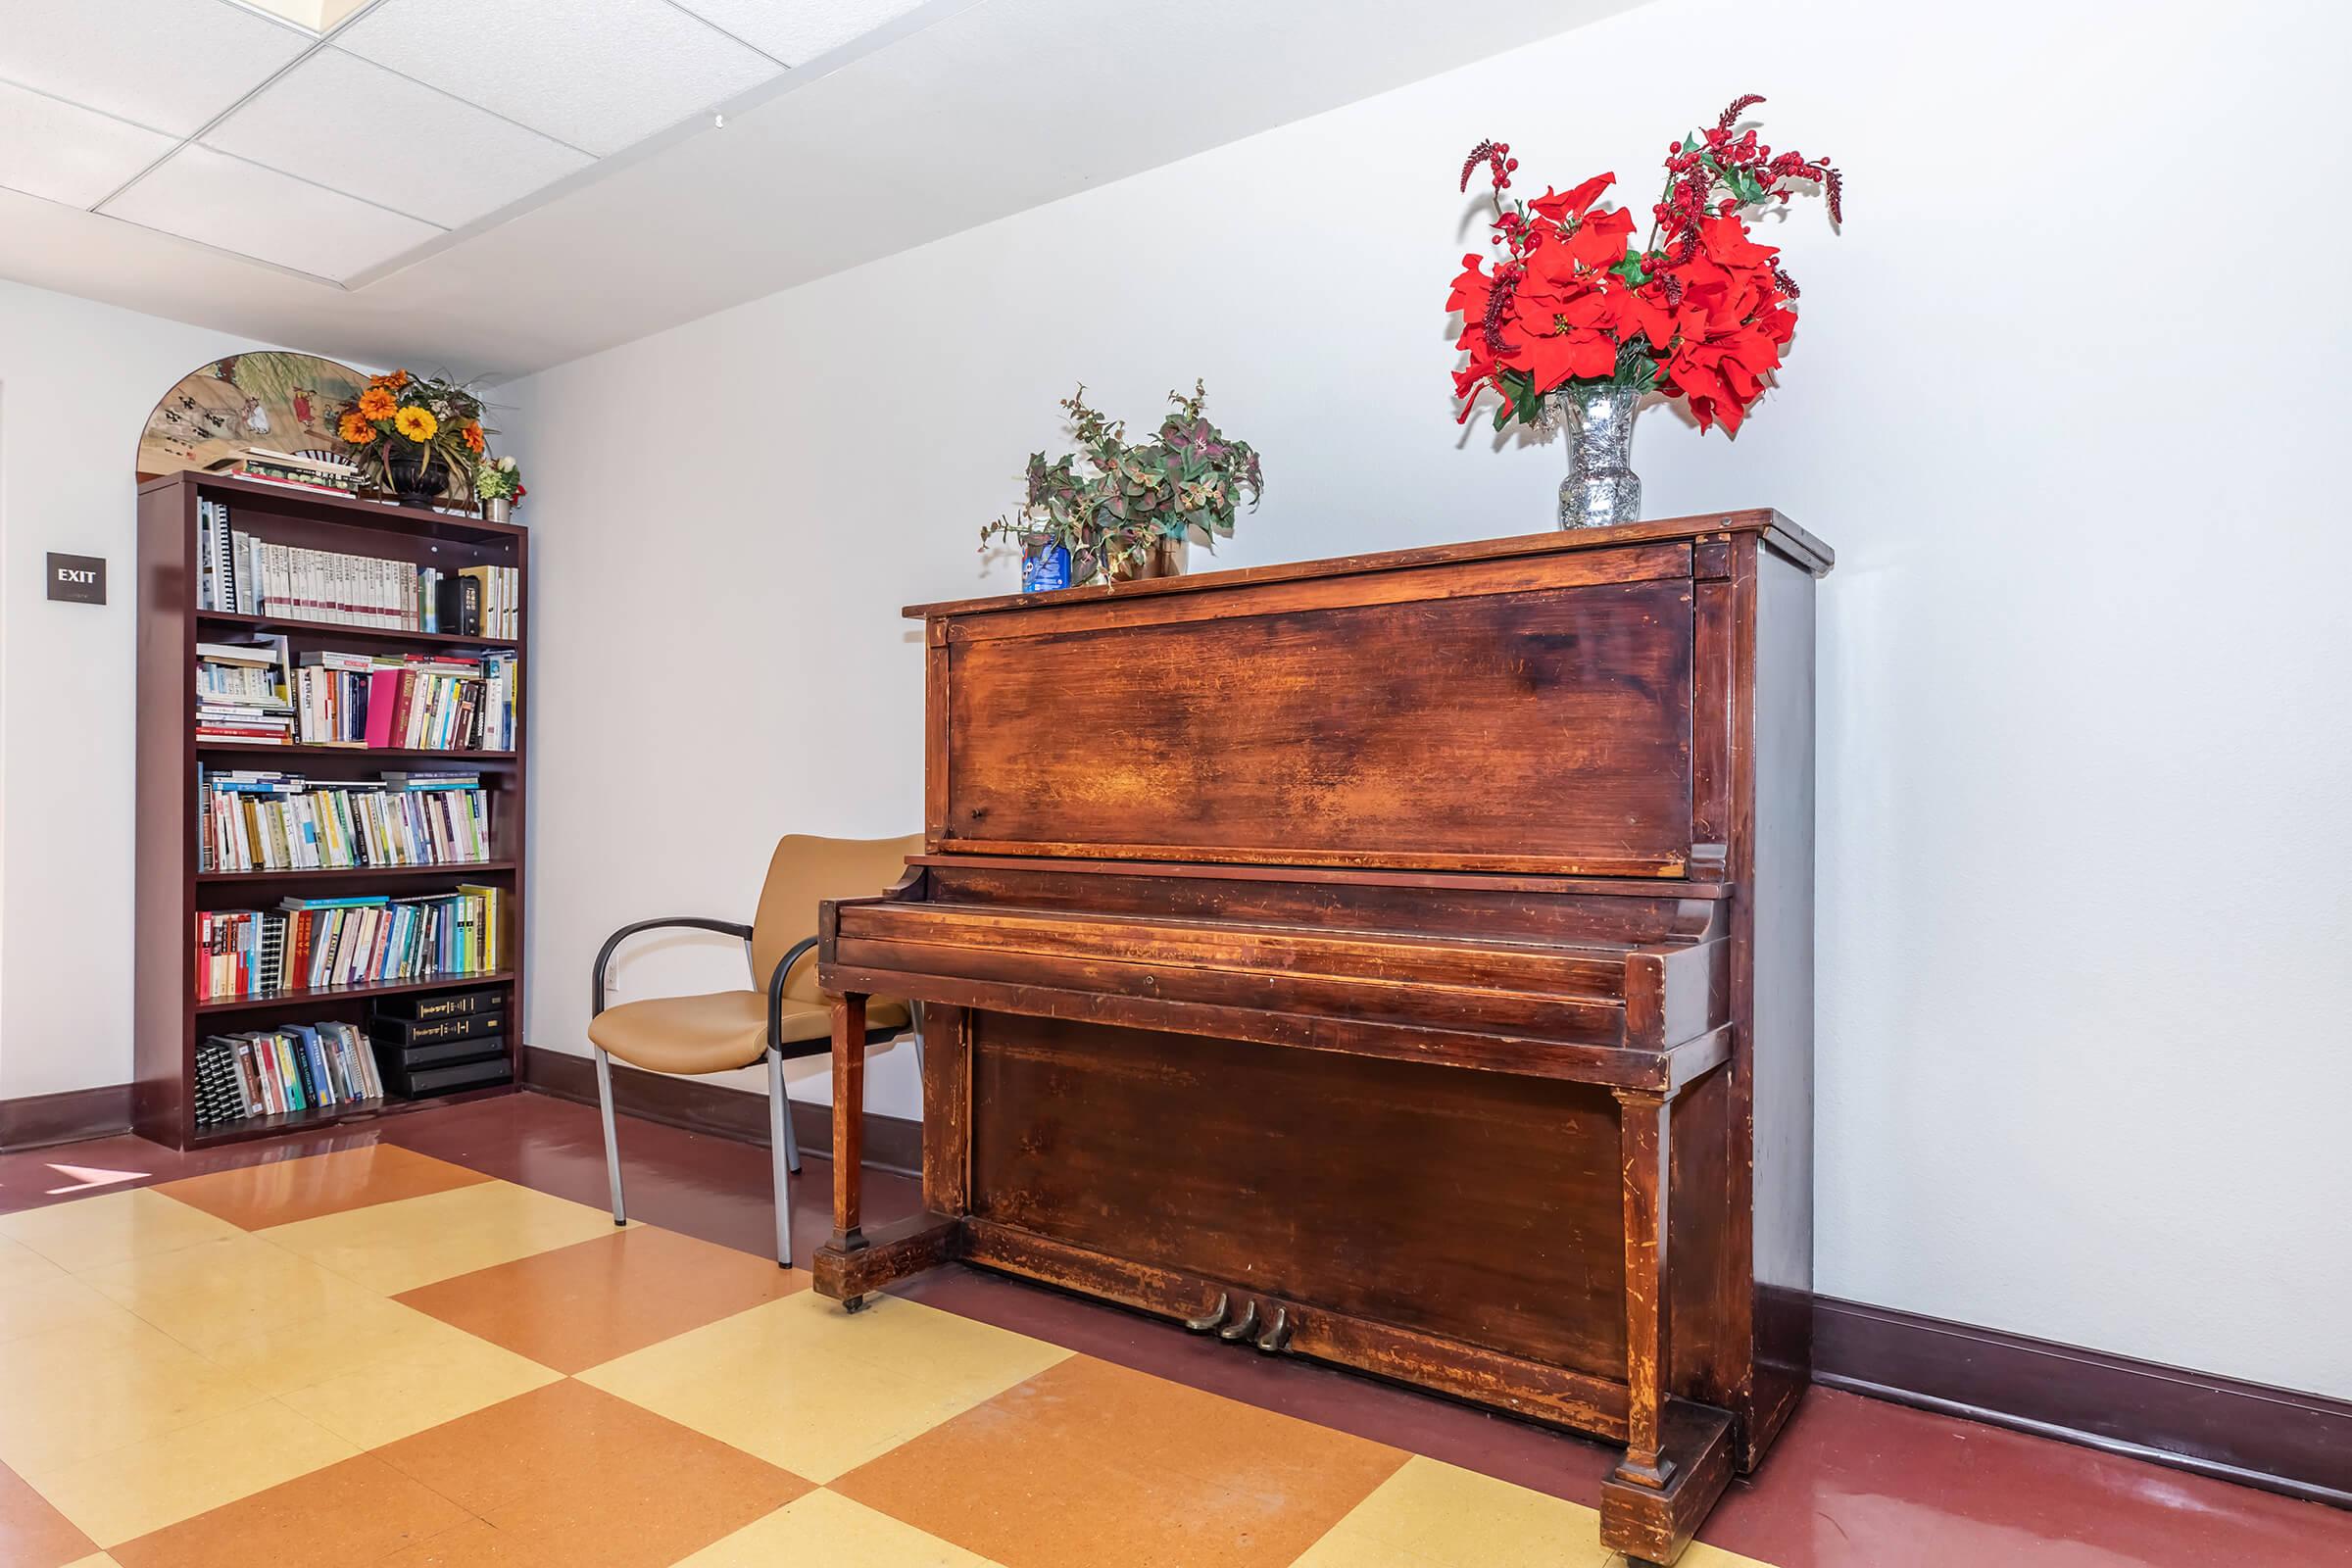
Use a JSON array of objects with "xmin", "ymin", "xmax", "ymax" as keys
[
  {"xmin": 194, "ymin": 1023, "xmax": 381, "ymax": 1128},
  {"xmin": 372, "ymin": 993, "xmax": 511, "ymax": 1099},
  {"xmin": 199, "ymin": 768, "xmax": 493, "ymax": 873},
  {"xmin": 198, "ymin": 496, "xmax": 515, "ymax": 636},
  {"xmin": 292, "ymin": 651, "xmax": 519, "ymax": 752},
  {"xmin": 195, "ymin": 888, "xmax": 504, "ymax": 1002},
  {"xmin": 207, "ymin": 448, "xmax": 360, "ymax": 497},
  {"xmin": 193, "ymin": 638, "xmax": 517, "ymax": 753}
]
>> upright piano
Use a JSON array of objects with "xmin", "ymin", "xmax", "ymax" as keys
[{"xmin": 813, "ymin": 510, "xmax": 1831, "ymax": 1564}]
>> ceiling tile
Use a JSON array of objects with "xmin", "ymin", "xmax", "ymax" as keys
[
  {"xmin": 0, "ymin": 0, "xmax": 313, "ymax": 137},
  {"xmin": 0, "ymin": 82, "xmax": 179, "ymax": 208},
  {"xmin": 332, "ymin": 0, "xmax": 781, "ymax": 157},
  {"xmin": 671, "ymin": 0, "xmax": 929, "ymax": 65},
  {"xmin": 206, "ymin": 50, "xmax": 593, "ymax": 228},
  {"xmin": 102, "ymin": 143, "xmax": 442, "ymax": 281}
]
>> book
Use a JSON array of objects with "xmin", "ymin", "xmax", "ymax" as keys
[
  {"xmin": 376, "ymin": 986, "xmax": 504, "ymax": 1021},
  {"xmin": 375, "ymin": 1044, "xmax": 510, "ymax": 1100},
  {"xmin": 371, "ymin": 1009, "xmax": 505, "ymax": 1047}
]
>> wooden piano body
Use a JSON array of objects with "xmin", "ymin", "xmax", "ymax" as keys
[{"xmin": 812, "ymin": 511, "xmax": 1830, "ymax": 1564}]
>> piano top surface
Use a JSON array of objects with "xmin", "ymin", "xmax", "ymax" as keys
[{"xmin": 903, "ymin": 508, "xmax": 1831, "ymax": 620}]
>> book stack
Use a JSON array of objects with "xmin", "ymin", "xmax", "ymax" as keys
[
  {"xmin": 369, "ymin": 988, "xmax": 512, "ymax": 1099},
  {"xmin": 194, "ymin": 1022, "xmax": 383, "ymax": 1129},
  {"xmin": 195, "ymin": 885, "xmax": 503, "ymax": 1002},
  {"xmin": 195, "ymin": 639, "xmax": 294, "ymax": 744},
  {"xmin": 290, "ymin": 650, "xmax": 519, "ymax": 751},
  {"xmin": 197, "ymin": 497, "xmax": 473, "ymax": 631},
  {"xmin": 436, "ymin": 565, "xmax": 521, "ymax": 639},
  {"xmin": 200, "ymin": 770, "xmax": 492, "ymax": 873},
  {"xmin": 209, "ymin": 448, "xmax": 361, "ymax": 497}
]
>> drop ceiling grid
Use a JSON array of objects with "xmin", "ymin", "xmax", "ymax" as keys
[
  {"xmin": 331, "ymin": 0, "xmax": 785, "ymax": 157},
  {"xmin": 202, "ymin": 49, "xmax": 596, "ymax": 229},
  {"xmin": 0, "ymin": 0, "xmax": 935, "ymax": 284}
]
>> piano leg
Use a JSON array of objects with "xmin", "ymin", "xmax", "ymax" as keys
[
  {"xmin": 1601, "ymin": 1087, "xmax": 1737, "ymax": 1565},
  {"xmin": 829, "ymin": 992, "xmax": 868, "ymax": 1307},
  {"xmin": 1613, "ymin": 1088, "xmax": 1674, "ymax": 1489}
]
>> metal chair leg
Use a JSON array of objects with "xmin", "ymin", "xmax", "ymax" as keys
[
  {"xmin": 767, "ymin": 1051, "xmax": 793, "ymax": 1267},
  {"xmin": 912, "ymin": 1001, "xmax": 926, "ymax": 1079},
  {"xmin": 778, "ymin": 1068, "xmax": 803, "ymax": 1175},
  {"xmin": 594, "ymin": 1048, "xmax": 626, "ymax": 1226}
]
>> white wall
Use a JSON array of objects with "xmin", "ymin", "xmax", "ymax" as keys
[
  {"xmin": 0, "ymin": 282, "xmax": 280, "ymax": 1100},
  {"xmin": 502, "ymin": 0, "xmax": 2351, "ymax": 1396}
]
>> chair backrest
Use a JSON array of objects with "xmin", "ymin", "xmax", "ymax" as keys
[{"xmin": 752, "ymin": 833, "xmax": 926, "ymax": 1004}]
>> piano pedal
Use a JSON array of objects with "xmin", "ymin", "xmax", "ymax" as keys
[
  {"xmin": 1184, "ymin": 1292, "xmax": 1231, "ymax": 1334},
  {"xmin": 1218, "ymin": 1300, "xmax": 1261, "ymax": 1343},
  {"xmin": 1254, "ymin": 1305, "xmax": 1293, "ymax": 1353}
]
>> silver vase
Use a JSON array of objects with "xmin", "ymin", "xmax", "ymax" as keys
[{"xmin": 1553, "ymin": 383, "xmax": 1642, "ymax": 530}]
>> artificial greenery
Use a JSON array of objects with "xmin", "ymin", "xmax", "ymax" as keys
[{"xmin": 981, "ymin": 382, "xmax": 1263, "ymax": 582}]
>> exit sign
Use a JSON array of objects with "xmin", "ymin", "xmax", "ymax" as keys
[{"xmin": 46, "ymin": 553, "xmax": 105, "ymax": 605}]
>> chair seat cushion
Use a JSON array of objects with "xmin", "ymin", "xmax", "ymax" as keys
[{"xmin": 587, "ymin": 990, "xmax": 910, "ymax": 1074}]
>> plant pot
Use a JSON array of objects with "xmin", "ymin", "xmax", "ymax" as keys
[
  {"xmin": 481, "ymin": 496, "xmax": 512, "ymax": 525},
  {"xmin": 383, "ymin": 442, "xmax": 448, "ymax": 507},
  {"xmin": 1110, "ymin": 537, "xmax": 1187, "ymax": 583}
]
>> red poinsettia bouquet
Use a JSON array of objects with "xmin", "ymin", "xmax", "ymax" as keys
[{"xmin": 1447, "ymin": 96, "xmax": 1841, "ymax": 435}]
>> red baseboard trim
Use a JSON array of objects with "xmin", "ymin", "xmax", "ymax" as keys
[
  {"xmin": 517, "ymin": 1045, "xmax": 922, "ymax": 1177},
  {"xmin": 1813, "ymin": 1296, "xmax": 2351, "ymax": 1508},
  {"xmin": 0, "ymin": 1083, "xmax": 135, "ymax": 1152}
]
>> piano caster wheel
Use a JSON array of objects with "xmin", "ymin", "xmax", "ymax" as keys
[{"xmin": 843, "ymin": 1295, "xmax": 869, "ymax": 1314}]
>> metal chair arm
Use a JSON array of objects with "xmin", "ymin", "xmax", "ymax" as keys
[
  {"xmin": 592, "ymin": 916, "xmax": 756, "ymax": 1016},
  {"xmin": 766, "ymin": 936, "xmax": 820, "ymax": 1051}
]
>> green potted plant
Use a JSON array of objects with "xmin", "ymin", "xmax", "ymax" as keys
[
  {"xmin": 982, "ymin": 382, "xmax": 1263, "ymax": 589},
  {"xmin": 472, "ymin": 453, "xmax": 524, "ymax": 523}
]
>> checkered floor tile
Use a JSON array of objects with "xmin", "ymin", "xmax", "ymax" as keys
[{"xmin": 0, "ymin": 1145, "xmax": 1771, "ymax": 1568}]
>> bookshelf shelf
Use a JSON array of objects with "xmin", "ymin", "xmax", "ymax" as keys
[
  {"xmin": 196, "ymin": 742, "xmax": 519, "ymax": 762},
  {"xmin": 197, "ymin": 859, "xmax": 518, "ymax": 885},
  {"xmin": 196, "ymin": 970, "xmax": 516, "ymax": 1015},
  {"xmin": 198, "ymin": 609, "xmax": 520, "ymax": 651},
  {"xmin": 137, "ymin": 470, "xmax": 531, "ymax": 1151},
  {"xmin": 182, "ymin": 1080, "xmax": 520, "ymax": 1150}
]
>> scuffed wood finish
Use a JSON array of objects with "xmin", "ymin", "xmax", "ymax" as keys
[
  {"xmin": 944, "ymin": 574, "xmax": 1696, "ymax": 876},
  {"xmin": 827, "ymin": 993, "xmax": 867, "ymax": 1257},
  {"xmin": 812, "ymin": 512, "xmax": 1829, "ymax": 1564}
]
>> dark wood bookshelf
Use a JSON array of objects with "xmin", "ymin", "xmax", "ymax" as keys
[{"xmin": 136, "ymin": 470, "xmax": 530, "ymax": 1150}]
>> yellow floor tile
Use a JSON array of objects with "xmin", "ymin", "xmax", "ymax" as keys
[
  {"xmin": 19, "ymin": 1397, "xmax": 358, "ymax": 1547},
  {"xmin": 78, "ymin": 1234, "xmax": 380, "ymax": 1356},
  {"xmin": 63, "ymin": 1555, "xmax": 123, "ymax": 1568},
  {"xmin": 678, "ymin": 1489, "xmax": 1006, "ymax": 1566},
  {"xmin": 275, "ymin": 1323, "xmax": 562, "ymax": 1448},
  {"xmin": 579, "ymin": 1290, "xmax": 1071, "ymax": 1484},
  {"xmin": 259, "ymin": 1179, "xmax": 628, "ymax": 1295},
  {"xmin": 1292, "ymin": 1455, "xmax": 1612, "ymax": 1568},
  {"xmin": 0, "ymin": 1268, "xmax": 127, "ymax": 1346},
  {"xmin": 0, "ymin": 1191, "xmax": 244, "ymax": 1274},
  {"xmin": 0, "ymin": 1233, "xmax": 72, "ymax": 1290},
  {"xmin": 0, "ymin": 1315, "xmax": 270, "ymax": 1476},
  {"xmin": 1605, "ymin": 1546, "xmax": 1774, "ymax": 1568},
  {"xmin": 198, "ymin": 1294, "xmax": 477, "ymax": 1397}
]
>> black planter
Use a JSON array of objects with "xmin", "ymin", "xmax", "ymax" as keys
[{"xmin": 383, "ymin": 443, "xmax": 446, "ymax": 506}]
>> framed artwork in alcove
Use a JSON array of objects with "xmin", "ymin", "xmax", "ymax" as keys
[{"xmin": 134, "ymin": 351, "xmax": 369, "ymax": 480}]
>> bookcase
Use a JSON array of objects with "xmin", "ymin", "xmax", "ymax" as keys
[{"xmin": 133, "ymin": 470, "xmax": 529, "ymax": 1149}]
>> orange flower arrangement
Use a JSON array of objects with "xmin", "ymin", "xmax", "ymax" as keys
[{"xmin": 329, "ymin": 368, "xmax": 493, "ymax": 503}]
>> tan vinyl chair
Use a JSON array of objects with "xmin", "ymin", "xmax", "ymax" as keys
[{"xmin": 587, "ymin": 832, "xmax": 924, "ymax": 1265}]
